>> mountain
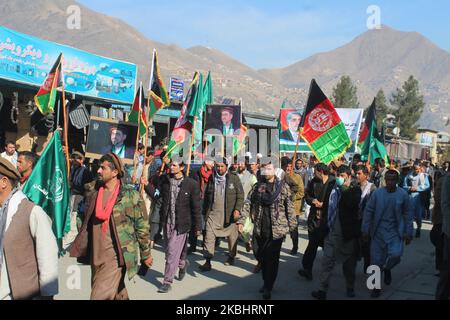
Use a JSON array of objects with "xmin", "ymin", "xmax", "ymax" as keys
[
  {"xmin": 260, "ymin": 25, "xmax": 450, "ymax": 132},
  {"xmin": 0, "ymin": 0, "xmax": 449, "ymax": 132}
]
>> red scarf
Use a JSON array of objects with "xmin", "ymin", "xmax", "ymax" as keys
[
  {"xmin": 95, "ymin": 181, "xmax": 121, "ymax": 234},
  {"xmin": 200, "ymin": 166, "xmax": 213, "ymax": 198}
]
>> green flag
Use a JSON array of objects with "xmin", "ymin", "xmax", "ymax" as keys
[
  {"xmin": 361, "ymin": 119, "xmax": 389, "ymax": 165},
  {"xmin": 23, "ymin": 132, "xmax": 70, "ymax": 253},
  {"xmin": 203, "ymin": 71, "xmax": 213, "ymax": 105}
]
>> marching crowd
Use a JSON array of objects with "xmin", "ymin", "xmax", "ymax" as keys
[{"xmin": 0, "ymin": 139, "xmax": 450, "ymax": 300}]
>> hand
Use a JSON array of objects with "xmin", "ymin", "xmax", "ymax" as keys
[
  {"xmin": 132, "ymin": 174, "xmax": 137, "ymax": 184},
  {"xmin": 238, "ymin": 224, "xmax": 244, "ymax": 233},
  {"xmin": 143, "ymin": 256, "xmax": 153, "ymax": 268},
  {"xmin": 410, "ymin": 187, "xmax": 417, "ymax": 192},
  {"xmin": 233, "ymin": 210, "xmax": 240, "ymax": 221},
  {"xmin": 140, "ymin": 176, "xmax": 148, "ymax": 186},
  {"xmin": 196, "ymin": 230, "xmax": 202, "ymax": 237}
]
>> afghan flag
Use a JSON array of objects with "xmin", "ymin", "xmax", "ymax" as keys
[
  {"xmin": 23, "ymin": 131, "xmax": 70, "ymax": 254},
  {"xmin": 128, "ymin": 82, "xmax": 147, "ymax": 137},
  {"xmin": 165, "ymin": 72, "xmax": 200, "ymax": 160},
  {"xmin": 358, "ymin": 98, "xmax": 376, "ymax": 150},
  {"xmin": 34, "ymin": 53, "xmax": 63, "ymax": 115},
  {"xmin": 148, "ymin": 50, "xmax": 170, "ymax": 119},
  {"xmin": 300, "ymin": 79, "xmax": 352, "ymax": 165}
]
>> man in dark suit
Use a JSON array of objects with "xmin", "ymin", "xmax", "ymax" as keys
[
  {"xmin": 101, "ymin": 124, "xmax": 135, "ymax": 159},
  {"xmin": 280, "ymin": 111, "xmax": 302, "ymax": 142}
]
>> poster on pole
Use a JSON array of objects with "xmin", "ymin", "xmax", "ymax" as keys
[
  {"xmin": 280, "ymin": 108, "xmax": 363, "ymax": 154},
  {"xmin": 169, "ymin": 77, "xmax": 184, "ymax": 102}
]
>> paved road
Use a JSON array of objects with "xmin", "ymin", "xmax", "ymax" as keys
[{"xmin": 56, "ymin": 220, "xmax": 438, "ymax": 300}]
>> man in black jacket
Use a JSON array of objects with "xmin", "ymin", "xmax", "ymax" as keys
[
  {"xmin": 312, "ymin": 165, "xmax": 362, "ymax": 300},
  {"xmin": 298, "ymin": 163, "xmax": 336, "ymax": 280},
  {"xmin": 199, "ymin": 158, "xmax": 245, "ymax": 271},
  {"xmin": 154, "ymin": 161, "xmax": 202, "ymax": 293}
]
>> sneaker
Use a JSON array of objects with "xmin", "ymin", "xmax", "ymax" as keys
[
  {"xmin": 158, "ymin": 283, "xmax": 172, "ymax": 293},
  {"xmin": 384, "ymin": 269, "xmax": 392, "ymax": 285},
  {"xmin": 224, "ymin": 257, "xmax": 235, "ymax": 266},
  {"xmin": 290, "ymin": 247, "xmax": 298, "ymax": 255},
  {"xmin": 371, "ymin": 289, "xmax": 381, "ymax": 298},
  {"xmin": 262, "ymin": 288, "xmax": 271, "ymax": 300},
  {"xmin": 311, "ymin": 290, "xmax": 327, "ymax": 300},
  {"xmin": 346, "ymin": 288, "xmax": 355, "ymax": 298},
  {"xmin": 199, "ymin": 261, "xmax": 212, "ymax": 272},
  {"xmin": 178, "ymin": 261, "xmax": 189, "ymax": 281},
  {"xmin": 298, "ymin": 269, "xmax": 313, "ymax": 281},
  {"xmin": 245, "ymin": 243, "xmax": 252, "ymax": 253}
]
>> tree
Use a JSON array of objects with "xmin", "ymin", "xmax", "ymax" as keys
[
  {"xmin": 332, "ymin": 75, "xmax": 359, "ymax": 108},
  {"xmin": 390, "ymin": 75, "xmax": 425, "ymax": 140},
  {"xmin": 374, "ymin": 89, "xmax": 389, "ymax": 129}
]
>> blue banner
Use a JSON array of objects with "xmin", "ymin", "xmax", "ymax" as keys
[
  {"xmin": 0, "ymin": 26, "xmax": 137, "ymax": 104},
  {"xmin": 169, "ymin": 77, "xmax": 184, "ymax": 101}
]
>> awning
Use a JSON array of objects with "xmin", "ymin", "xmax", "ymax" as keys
[{"xmin": 243, "ymin": 115, "xmax": 277, "ymax": 128}]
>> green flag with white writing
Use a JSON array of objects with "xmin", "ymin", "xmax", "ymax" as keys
[{"xmin": 23, "ymin": 131, "xmax": 70, "ymax": 253}]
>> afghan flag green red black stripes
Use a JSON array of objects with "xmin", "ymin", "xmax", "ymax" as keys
[
  {"xmin": 300, "ymin": 79, "xmax": 352, "ymax": 165},
  {"xmin": 34, "ymin": 53, "xmax": 63, "ymax": 115},
  {"xmin": 357, "ymin": 98, "xmax": 376, "ymax": 149},
  {"xmin": 128, "ymin": 82, "xmax": 147, "ymax": 137},
  {"xmin": 149, "ymin": 50, "xmax": 170, "ymax": 119}
]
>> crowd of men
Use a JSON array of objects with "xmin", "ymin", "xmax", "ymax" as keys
[{"xmin": 1, "ymin": 139, "xmax": 450, "ymax": 300}]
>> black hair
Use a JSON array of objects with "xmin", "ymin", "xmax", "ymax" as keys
[
  {"xmin": 385, "ymin": 169, "xmax": 400, "ymax": 179},
  {"xmin": 356, "ymin": 165, "xmax": 369, "ymax": 176},
  {"xmin": 5, "ymin": 141, "xmax": 15, "ymax": 147},
  {"xmin": 281, "ymin": 156, "xmax": 292, "ymax": 169},
  {"xmin": 337, "ymin": 164, "xmax": 351, "ymax": 176},
  {"xmin": 138, "ymin": 143, "xmax": 145, "ymax": 150},
  {"xmin": 314, "ymin": 163, "xmax": 329, "ymax": 175},
  {"xmin": 18, "ymin": 151, "xmax": 39, "ymax": 169}
]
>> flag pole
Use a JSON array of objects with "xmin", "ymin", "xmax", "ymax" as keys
[
  {"xmin": 292, "ymin": 128, "xmax": 302, "ymax": 166},
  {"xmin": 186, "ymin": 116, "xmax": 198, "ymax": 177},
  {"xmin": 133, "ymin": 83, "xmax": 143, "ymax": 182},
  {"xmin": 61, "ymin": 80, "xmax": 70, "ymax": 178},
  {"xmin": 143, "ymin": 49, "xmax": 156, "ymax": 166}
]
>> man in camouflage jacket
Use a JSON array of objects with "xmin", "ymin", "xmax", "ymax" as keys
[
  {"xmin": 70, "ymin": 153, "xmax": 152, "ymax": 300},
  {"xmin": 241, "ymin": 162, "xmax": 297, "ymax": 300}
]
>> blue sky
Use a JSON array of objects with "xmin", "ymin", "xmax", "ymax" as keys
[{"xmin": 77, "ymin": 0, "xmax": 450, "ymax": 69}]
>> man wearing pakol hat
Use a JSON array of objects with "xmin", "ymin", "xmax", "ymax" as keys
[
  {"xmin": 199, "ymin": 157, "xmax": 244, "ymax": 271},
  {"xmin": 70, "ymin": 153, "xmax": 153, "ymax": 300},
  {"xmin": 0, "ymin": 158, "xmax": 59, "ymax": 300},
  {"xmin": 101, "ymin": 124, "xmax": 135, "ymax": 159}
]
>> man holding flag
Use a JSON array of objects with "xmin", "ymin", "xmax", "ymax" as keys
[{"xmin": 0, "ymin": 157, "xmax": 59, "ymax": 300}]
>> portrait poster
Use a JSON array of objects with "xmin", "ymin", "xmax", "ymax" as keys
[
  {"xmin": 205, "ymin": 104, "xmax": 242, "ymax": 136},
  {"xmin": 85, "ymin": 116, "xmax": 138, "ymax": 165}
]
